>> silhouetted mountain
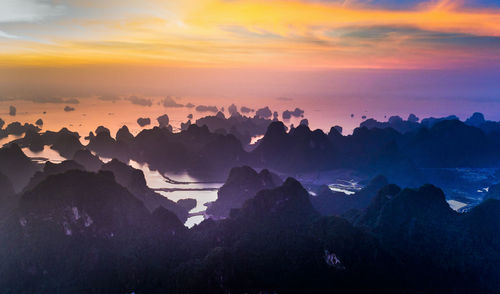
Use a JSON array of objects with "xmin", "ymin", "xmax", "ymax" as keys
[
  {"xmin": 252, "ymin": 122, "xmax": 336, "ymax": 172},
  {"xmin": 176, "ymin": 198, "xmax": 197, "ymax": 212},
  {"xmin": 400, "ymin": 119, "xmax": 499, "ymax": 167},
  {"xmin": 115, "ymin": 125, "xmax": 134, "ymax": 143},
  {"xmin": 10, "ymin": 127, "xmax": 83, "ymax": 157},
  {"xmin": 130, "ymin": 124, "xmax": 245, "ymax": 180},
  {"xmin": 100, "ymin": 159, "xmax": 189, "ymax": 221},
  {"xmin": 173, "ymin": 178, "xmax": 404, "ymax": 293},
  {"xmin": 0, "ymin": 170, "xmax": 186, "ymax": 293},
  {"xmin": 360, "ymin": 115, "xmax": 420, "ymax": 134},
  {"xmin": 0, "ymin": 172, "xmax": 16, "ymax": 221},
  {"xmin": 352, "ymin": 184, "xmax": 500, "ymax": 292},
  {"xmin": 0, "ymin": 144, "xmax": 39, "ymax": 192},
  {"xmin": 311, "ymin": 175, "xmax": 388, "ymax": 216},
  {"xmin": 87, "ymin": 128, "xmax": 128, "ymax": 161},
  {"xmin": 137, "ymin": 117, "xmax": 151, "ymax": 127},
  {"xmin": 420, "ymin": 115, "xmax": 459, "ymax": 128},
  {"xmin": 4, "ymin": 122, "xmax": 40, "ymax": 136},
  {"xmin": 24, "ymin": 160, "xmax": 85, "ymax": 192},
  {"xmin": 72, "ymin": 149, "xmax": 103, "ymax": 172},
  {"xmin": 207, "ymin": 166, "xmax": 282, "ymax": 218},
  {"xmin": 195, "ymin": 112, "xmax": 272, "ymax": 146},
  {"xmin": 465, "ymin": 112, "xmax": 485, "ymax": 127}
]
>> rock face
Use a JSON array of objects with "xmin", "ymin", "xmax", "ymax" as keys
[
  {"xmin": 0, "ymin": 144, "xmax": 39, "ymax": 192},
  {"xmin": 100, "ymin": 159, "xmax": 189, "ymax": 221},
  {"xmin": 207, "ymin": 166, "xmax": 282, "ymax": 218}
]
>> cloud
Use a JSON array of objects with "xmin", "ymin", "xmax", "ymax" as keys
[
  {"xmin": 256, "ymin": 106, "xmax": 272, "ymax": 118},
  {"xmin": 195, "ymin": 105, "xmax": 218, "ymax": 113},
  {"xmin": 0, "ymin": 30, "xmax": 20, "ymax": 39},
  {"xmin": 241, "ymin": 106, "xmax": 254, "ymax": 113},
  {"xmin": 127, "ymin": 95, "xmax": 152, "ymax": 107},
  {"xmin": 98, "ymin": 95, "xmax": 121, "ymax": 102},
  {"xmin": 0, "ymin": 0, "xmax": 66, "ymax": 23},
  {"xmin": 162, "ymin": 96, "xmax": 183, "ymax": 107},
  {"xmin": 1, "ymin": 0, "xmax": 500, "ymax": 70},
  {"xmin": 30, "ymin": 96, "xmax": 79, "ymax": 104}
]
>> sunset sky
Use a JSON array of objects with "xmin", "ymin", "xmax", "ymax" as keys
[{"xmin": 1, "ymin": 0, "xmax": 500, "ymax": 101}]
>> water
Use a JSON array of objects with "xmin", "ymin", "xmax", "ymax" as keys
[
  {"xmin": 22, "ymin": 146, "xmax": 66, "ymax": 164},
  {"xmin": 328, "ymin": 179, "xmax": 362, "ymax": 195},
  {"xmin": 14, "ymin": 144, "xmax": 223, "ymax": 228},
  {"xmin": 129, "ymin": 160, "xmax": 223, "ymax": 228},
  {"xmin": 0, "ymin": 134, "xmax": 22, "ymax": 147}
]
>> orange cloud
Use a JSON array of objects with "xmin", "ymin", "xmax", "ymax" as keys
[{"xmin": 0, "ymin": 0, "xmax": 499, "ymax": 69}]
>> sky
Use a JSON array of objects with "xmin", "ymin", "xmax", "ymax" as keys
[{"xmin": 0, "ymin": 0, "xmax": 499, "ymax": 109}]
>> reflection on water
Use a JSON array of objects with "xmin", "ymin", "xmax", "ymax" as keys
[
  {"xmin": 249, "ymin": 135, "xmax": 264, "ymax": 145},
  {"xmin": 14, "ymin": 144, "xmax": 222, "ymax": 228},
  {"xmin": 0, "ymin": 134, "xmax": 23, "ymax": 147},
  {"xmin": 22, "ymin": 146, "xmax": 66, "ymax": 164},
  {"xmin": 447, "ymin": 200, "xmax": 467, "ymax": 211},
  {"xmin": 184, "ymin": 215, "xmax": 205, "ymax": 228},
  {"xmin": 129, "ymin": 160, "xmax": 223, "ymax": 190},
  {"xmin": 328, "ymin": 180, "xmax": 362, "ymax": 195},
  {"xmin": 129, "ymin": 160, "xmax": 222, "ymax": 227}
]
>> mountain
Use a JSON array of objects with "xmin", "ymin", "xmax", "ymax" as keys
[
  {"xmin": 400, "ymin": 119, "xmax": 500, "ymax": 167},
  {"xmin": 0, "ymin": 170, "xmax": 186, "ymax": 293},
  {"xmin": 100, "ymin": 159, "xmax": 189, "ymax": 221},
  {"xmin": 311, "ymin": 175, "xmax": 388, "ymax": 216},
  {"xmin": 72, "ymin": 149, "xmax": 104, "ymax": 172},
  {"xmin": 0, "ymin": 172, "xmax": 16, "ymax": 221},
  {"xmin": 11, "ymin": 128, "xmax": 83, "ymax": 158},
  {"xmin": 352, "ymin": 184, "xmax": 500, "ymax": 293},
  {"xmin": 172, "ymin": 178, "xmax": 403, "ymax": 293},
  {"xmin": 23, "ymin": 160, "xmax": 85, "ymax": 191},
  {"xmin": 195, "ymin": 111, "xmax": 272, "ymax": 146},
  {"xmin": 130, "ymin": 124, "xmax": 246, "ymax": 180},
  {"xmin": 0, "ymin": 144, "xmax": 39, "ymax": 192},
  {"xmin": 252, "ymin": 122, "xmax": 336, "ymax": 172},
  {"xmin": 87, "ymin": 127, "xmax": 129, "ymax": 161},
  {"xmin": 207, "ymin": 166, "xmax": 282, "ymax": 218}
]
